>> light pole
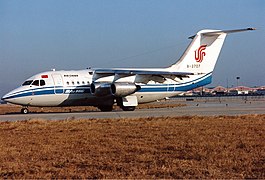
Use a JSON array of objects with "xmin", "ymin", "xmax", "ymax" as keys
[
  {"xmin": 236, "ymin": 77, "xmax": 240, "ymax": 87},
  {"xmin": 226, "ymin": 78, "xmax": 229, "ymax": 94}
]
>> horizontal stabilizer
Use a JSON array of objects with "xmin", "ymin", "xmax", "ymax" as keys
[
  {"xmin": 189, "ymin": 28, "xmax": 256, "ymax": 39},
  {"xmin": 202, "ymin": 27, "xmax": 256, "ymax": 36}
]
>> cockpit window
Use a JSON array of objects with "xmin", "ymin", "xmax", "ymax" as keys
[
  {"xmin": 22, "ymin": 80, "xmax": 33, "ymax": 86},
  {"xmin": 40, "ymin": 80, "xmax": 45, "ymax": 86},
  {"xmin": 22, "ymin": 79, "xmax": 45, "ymax": 86},
  {"xmin": 32, "ymin": 80, "xmax": 40, "ymax": 86}
]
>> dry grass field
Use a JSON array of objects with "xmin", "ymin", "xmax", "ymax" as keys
[{"xmin": 0, "ymin": 114, "xmax": 264, "ymax": 178}]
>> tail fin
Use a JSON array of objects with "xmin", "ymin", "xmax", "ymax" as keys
[{"xmin": 168, "ymin": 28, "xmax": 255, "ymax": 74}]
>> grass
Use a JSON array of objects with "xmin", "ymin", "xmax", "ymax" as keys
[{"xmin": 0, "ymin": 115, "xmax": 264, "ymax": 178}]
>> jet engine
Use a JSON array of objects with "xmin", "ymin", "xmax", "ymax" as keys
[
  {"xmin": 90, "ymin": 82, "xmax": 111, "ymax": 97},
  {"xmin": 111, "ymin": 82, "xmax": 141, "ymax": 97}
]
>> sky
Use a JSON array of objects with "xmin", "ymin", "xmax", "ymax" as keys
[{"xmin": 0, "ymin": 0, "xmax": 265, "ymax": 97}]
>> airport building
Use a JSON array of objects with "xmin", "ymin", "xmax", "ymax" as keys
[{"xmin": 183, "ymin": 86, "xmax": 265, "ymax": 96}]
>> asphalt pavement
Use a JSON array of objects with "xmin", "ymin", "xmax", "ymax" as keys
[{"xmin": 0, "ymin": 98, "xmax": 264, "ymax": 121}]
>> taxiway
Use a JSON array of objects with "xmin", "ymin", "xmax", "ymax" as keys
[{"xmin": 0, "ymin": 98, "xmax": 264, "ymax": 121}]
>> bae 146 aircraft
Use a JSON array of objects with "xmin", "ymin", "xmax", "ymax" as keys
[{"xmin": 2, "ymin": 28, "xmax": 255, "ymax": 114}]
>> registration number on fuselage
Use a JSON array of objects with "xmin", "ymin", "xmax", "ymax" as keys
[{"xmin": 187, "ymin": 64, "xmax": 200, "ymax": 69}]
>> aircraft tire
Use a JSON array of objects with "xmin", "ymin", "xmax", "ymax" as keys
[
  {"xmin": 21, "ymin": 108, "xmax": 29, "ymax": 114},
  {"xmin": 121, "ymin": 106, "xmax": 136, "ymax": 111},
  {"xmin": 98, "ymin": 105, "xmax": 113, "ymax": 112}
]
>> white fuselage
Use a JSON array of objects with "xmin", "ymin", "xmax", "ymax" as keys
[{"xmin": 2, "ymin": 69, "xmax": 211, "ymax": 107}]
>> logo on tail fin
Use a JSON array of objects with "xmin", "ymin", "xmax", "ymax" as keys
[{"xmin": 195, "ymin": 45, "xmax": 207, "ymax": 63}]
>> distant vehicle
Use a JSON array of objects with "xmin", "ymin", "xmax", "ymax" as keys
[{"xmin": 1, "ymin": 28, "xmax": 255, "ymax": 114}]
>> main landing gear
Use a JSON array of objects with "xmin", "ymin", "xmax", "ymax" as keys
[{"xmin": 21, "ymin": 107, "xmax": 29, "ymax": 114}]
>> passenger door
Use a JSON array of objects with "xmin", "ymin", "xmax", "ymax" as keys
[{"xmin": 52, "ymin": 74, "xmax": 64, "ymax": 94}]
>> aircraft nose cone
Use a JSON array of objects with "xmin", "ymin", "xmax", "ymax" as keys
[
  {"xmin": 1, "ymin": 92, "xmax": 11, "ymax": 102},
  {"xmin": 1, "ymin": 88, "xmax": 23, "ymax": 104},
  {"xmin": 1, "ymin": 87, "xmax": 31, "ymax": 106}
]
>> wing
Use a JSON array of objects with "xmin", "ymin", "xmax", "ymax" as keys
[{"xmin": 93, "ymin": 68, "xmax": 194, "ymax": 83}]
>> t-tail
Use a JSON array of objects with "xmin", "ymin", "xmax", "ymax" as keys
[{"xmin": 168, "ymin": 28, "xmax": 255, "ymax": 75}]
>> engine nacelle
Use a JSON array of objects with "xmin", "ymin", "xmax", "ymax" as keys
[
  {"xmin": 111, "ymin": 82, "xmax": 141, "ymax": 97},
  {"xmin": 90, "ymin": 82, "xmax": 111, "ymax": 97}
]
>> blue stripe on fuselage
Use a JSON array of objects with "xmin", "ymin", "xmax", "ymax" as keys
[{"xmin": 3, "ymin": 87, "xmax": 90, "ymax": 100}]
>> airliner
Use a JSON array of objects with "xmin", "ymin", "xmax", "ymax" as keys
[{"xmin": 1, "ymin": 28, "xmax": 255, "ymax": 114}]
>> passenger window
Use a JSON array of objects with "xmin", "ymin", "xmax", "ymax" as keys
[
  {"xmin": 32, "ymin": 80, "xmax": 39, "ymax": 86},
  {"xmin": 72, "ymin": 81, "xmax": 74, "ymax": 85},
  {"xmin": 77, "ymin": 81, "xmax": 80, "ymax": 85},
  {"xmin": 82, "ymin": 81, "xmax": 85, "ymax": 84},
  {"xmin": 66, "ymin": 82, "xmax": 69, "ymax": 85},
  {"xmin": 40, "ymin": 80, "xmax": 45, "ymax": 86},
  {"xmin": 22, "ymin": 80, "xmax": 33, "ymax": 86}
]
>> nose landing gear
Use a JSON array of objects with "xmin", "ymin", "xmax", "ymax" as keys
[{"xmin": 21, "ymin": 107, "xmax": 29, "ymax": 114}]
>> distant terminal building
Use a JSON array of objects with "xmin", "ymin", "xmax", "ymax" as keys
[
  {"xmin": 180, "ymin": 85, "xmax": 265, "ymax": 96},
  {"xmin": 229, "ymin": 86, "xmax": 254, "ymax": 95},
  {"xmin": 211, "ymin": 86, "xmax": 227, "ymax": 95},
  {"xmin": 255, "ymin": 86, "xmax": 265, "ymax": 95}
]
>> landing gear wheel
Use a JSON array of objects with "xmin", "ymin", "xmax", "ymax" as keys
[
  {"xmin": 21, "ymin": 108, "xmax": 29, "ymax": 114},
  {"xmin": 98, "ymin": 106, "xmax": 113, "ymax": 112},
  {"xmin": 121, "ymin": 106, "xmax": 136, "ymax": 111}
]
